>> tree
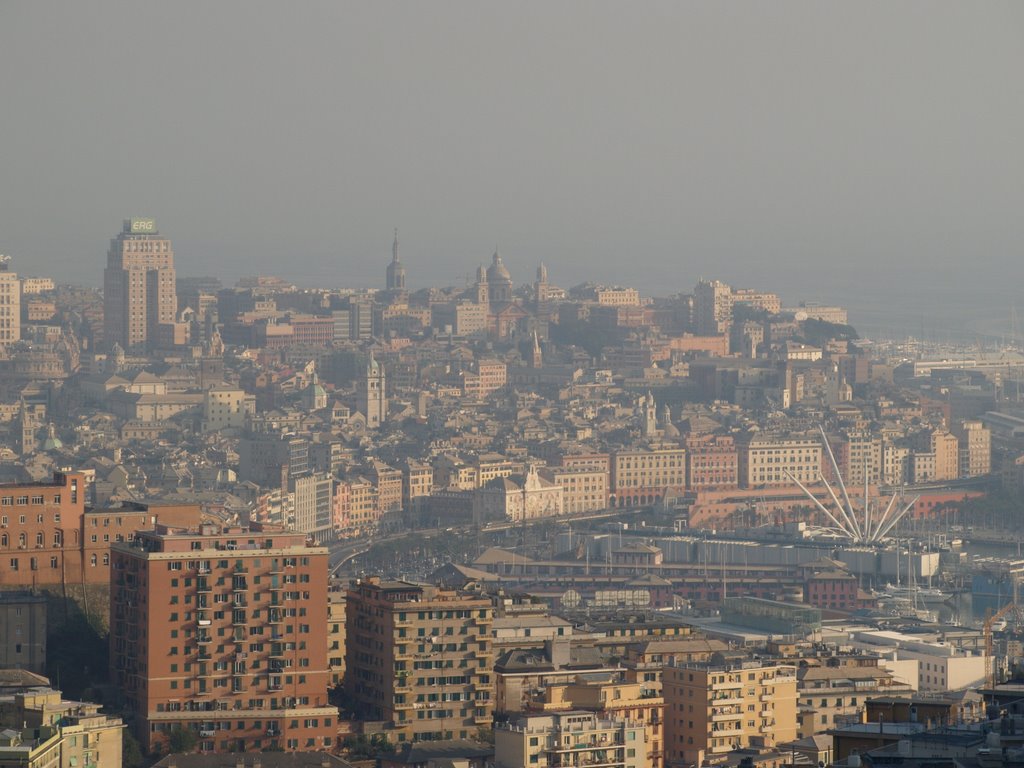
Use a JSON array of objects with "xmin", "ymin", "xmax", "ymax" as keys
[
  {"xmin": 122, "ymin": 729, "xmax": 145, "ymax": 768},
  {"xmin": 167, "ymin": 726, "xmax": 198, "ymax": 754}
]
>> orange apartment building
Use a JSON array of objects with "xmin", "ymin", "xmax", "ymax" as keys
[
  {"xmin": 0, "ymin": 472, "xmax": 85, "ymax": 587},
  {"xmin": 109, "ymin": 523, "xmax": 337, "ymax": 754},
  {"xmin": 0, "ymin": 472, "xmax": 202, "ymax": 590}
]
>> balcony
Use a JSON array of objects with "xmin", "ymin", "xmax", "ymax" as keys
[
  {"xmin": 267, "ymin": 611, "xmax": 283, "ymax": 624},
  {"xmin": 711, "ymin": 725, "xmax": 742, "ymax": 736},
  {"xmin": 711, "ymin": 695, "xmax": 744, "ymax": 705},
  {"xmin": 710, "ymin": 711, "xmax": 742, "ymax": 722},
  {"xmin": 197, "ymin": 618, "xmax": 212, "ymax": 627},
  {"xmin": 196, "ymin": 635, "xmax": 212, "ymax": 645},
  {"xmin": 549, "ymin": 740, "xmax": 625, "ymax": 752},
  {"xmin": 760, "ymin": 709, "xmax": 773, "ymax": 718},
  {"xmin": 710, "ymin": 679, "xmax": 742, "ymax": 691}
]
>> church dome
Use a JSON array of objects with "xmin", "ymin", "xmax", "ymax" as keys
[{"xmin": 487, "ymin": 251, "xmax": 511, "ymax": 283}]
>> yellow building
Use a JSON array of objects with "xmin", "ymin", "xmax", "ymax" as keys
[
  {"xmin": 738, "ymin": 435, "xmax": 822, "ymax": 488},
  {"xmin": 540, "ymin": 466, "xmax": 609, "ymax": 514},
  {"xmin": 403, "ymin": 461, "xmax": 434, "ymax": 508},
  {"xmin": 796, "ymin": 663, "xmax": 914, "ymax": 738},
  {"xmin": 0, "ymin": 726, "xmax": 60, "ymax": 768},
  {"xmin": 596, "ymin": 287, "xmax": 642, "ymax": 306},
  {"xmin": 952, "ymin": 420, "xmax": 991, "ymax": 477},
  {"xmin": 328, "ymin": 583, "xmax": 346, "ymax": 687},
  {"xmin": 0, "ymin": 259, "xmax": 21, "ymax": 347},
  {"xmin": 201, "ymin": 385, "xmax": 254, "ymax": 433},
  {"xmin": 344, "ymin": 578, "xmax": 495, "ymax": 744},
  {"xmin": 662, "ymin": 661, "xmax": 797, "ymax": 767},
  {"xmin": 611, "ymin": 448, "xmax": 686, "ymax": 508},
  {"xmin": 0, "ymin": 687, "xmax": 124, "ymax": 768},
  {"xmin": 496, "ymin": 711, "xmax": 648, "ymax": 768},
  {"xmin": 527, "ymin": 674, "xmax": 664, "ymax": 768},
  {"xmin": 622, "ymin": 638, "xmax": 730, "ymax": 697},
  {"xmin": 474, "ymin": 454, "xmax": 520, "ymax": 487},
  {"xmin": 371, "ymin": 461, "xmax": 403, "ymax": 513}
]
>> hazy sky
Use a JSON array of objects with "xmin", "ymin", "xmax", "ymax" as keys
[{"xmin": 1, "ymin": 2, "xmax": 1022, "ymax": 335}]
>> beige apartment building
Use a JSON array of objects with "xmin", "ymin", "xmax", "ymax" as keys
[
  {"xmin": 201, "ymin": 385, "xmax": 255, "ymax": 433},
  {"xmin": 527, "ymin": 675, "xmax": 664, "ymax": 768},
  {"xmin": 475, "ymin": 454, "xmax": 521, "ymax": 487},
  {"xmin": 796, "ymin": 663, "xmax": 914, "ymax": 738},
  {"xmin": 694, "ymin": 280, "xmax": 733, "ymax": 336},
  {"xmin": 539, "ymin": 466, "xmax": 609, "ymax": 514},
  {"xmin": 103, "ymin": 218, "xmax": 177, "ymax": 352},
  {"xmin": 433, "ymin": 456, "xmax": 480, "ymax": 491},
  {"xmin": 732, "ymin": 288, "xmax": 781, "ymax": 315},
  {"xmin": 952, "ymin": 419, "xmax": 991, "ymax": 477},
  {"xmin": 403, "ymin": 461, "xmax": 434, "ymax": 508},
  {"xmin": 344, "ymin": 578, "xmax": 495, "ymax": 745},
  {"xmin": 0, "ymin": 258, "xmax": 21, "ymax": 347},
  {"xmin": 611, "ymin": 448, "xmax": 687, "ymax": 508},
  {"xmin": 19, "ymin": 276, "xmax": 55, "ymax": 295},
  {"xmin": 834, "ymin": 431, "xmax": 883, "ymax": 488},
  {"xmin": 328, "ymin": 583, "xmax": 346, "ymax": 687},
  {"xmin": 738, "ymin": 435, "xmax": 822, "ymax": 488},
  {"xmin": 621, "ymin": 638, "xmax": 730, "ymax": 697},
  {"xmin": 596, "ymin": 287, "xmax": 642, "ymax": 306},
  {"xmin": 882, "ymin": 441, "xmax": 910, "ymax": 485},
  {"xmin": 371, "ymin": 462, "xmax": 403, "ymax": 513},
  {"xmin": 0, "ymin": 687, "xmax": 125, "ymax": 768},
  {"xmin": 662, "ymin": 661, "xmax": 797, "ymax": 767},
  {"xmin": 496, "ymin": 711, "xmax": 648, "ymax": 768},
  {"xmin": 912, "ymin": 429, "xmax": 959, "ymax": 483}
]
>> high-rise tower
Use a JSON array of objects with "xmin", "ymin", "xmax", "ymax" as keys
[
  {"xmin": 385, "ymin": 228, "xmax": 406, "ymax": 292},
  {"xmin": 103, "ymin": 218, "xmax": 177, "ymax": 352},
  {"xmin": 109, "ymin": 522, "xmax": 337, "ymax": 754},
  {"xmin": 0, "ymin": 256, "xmax": 21, "ymax": 348}
]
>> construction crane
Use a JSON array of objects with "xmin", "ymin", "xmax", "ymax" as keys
[{"xmin": 984, "ymin": 602, "xmax": 1024, "ymax": 690}]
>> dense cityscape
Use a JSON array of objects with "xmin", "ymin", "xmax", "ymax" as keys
[{"xmin": 0, "ymin": 215, "xmax": 1024, "ymax": 768}]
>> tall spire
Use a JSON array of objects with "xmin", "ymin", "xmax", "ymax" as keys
[{"xmin": 386, "ymin": 228, "xmax": 406, "ymax": 291}]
